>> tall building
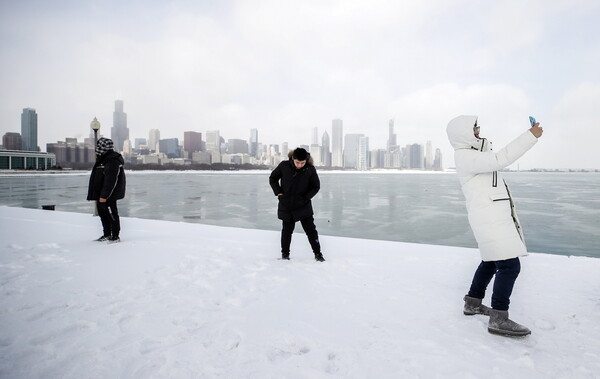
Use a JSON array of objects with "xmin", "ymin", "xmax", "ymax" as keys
[
  {"xmin": 122, "ymin": 140, "xmax": 132, "ymax": 156},
  {"xmin": 159, "ymin": 138, "xmax": 180, "ymax": 158},
  {"xmin": 281, "ymin": 142, "xmax": 289, "ymax": 158},
  {"xmin": 312, "ymin": 127, "xmax": 319, "ymax": 145},
  {"xmin": 425, "ymin": 140, "xmax": 433, "ymax": 169},
  {"xmin": 184, "ymin": 131, "xmax": 203, "ymax": 158},
  {"xmin": 205, "ymin": 130, "xmax": 221, "ymax": 163},
  {"xmin": 321, "ymin": 131, "xmax": 331, "ymax": 167},
  {"xmin": 332, "ymin": 119, "xmax": 343, "ymax": 167},
  {"xmin": 205, "ymin": 131, "xmax": 221, "ymax": 152},
  {"xmin": 2, "ymin": 132, "xmax": 22, "ymax": 150},
  {"xmin": 370, "ymin": 149, "xmax": 385, "ymax": 169},
  {"xmin": 387, "ymin": 119, "xmax": 397, "ymax": 152},
  {"xmin": 21, "ymin": 108, "xmax": 38, "ymax": 151},
  {"xmin": 46, "ymin": 138, "xmax": 94, "ymax": 166},
  {"xmin": 148, "ymin": 129, "xmax": 160, "ymax": 152},
  {"xmin": 344, "ymin": 134, "xmax": 363, "ymax": 169},
  {"xmin": 111, "ymin": 100, "xmax": 129, "ymax": 152},
  {"xmin": 408, "ymin": 143, "xmax": 424, "ymax": 169},
  {"xmin": 249, "ymin": 129, "xmax": 259, "ymax": 158},
  {"xmin": 310, "ymin": 144, "xmax": 322, "ymax": 166},
  {"xmin": 358, "ymin": 136, "xmax": 369, "ymax": 170},
  {"xmin": 434, "ymin": 148, "xmax": 443, "ymax": 171},
  {"xmin": 134, "ymin": 138, "xmax": 147, "ymax": 149},
  {"xmin": 227, "ymin": 139, "xmax": 249, "ymax": 154}
]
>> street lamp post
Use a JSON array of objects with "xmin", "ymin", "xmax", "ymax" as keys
[
  {"xmin": 90, "ymin": 117, "xmax": 101, "ymax": 147},
  {"xmin": 90, "ymin": 117, "xmax": 101, "ymax": 216}
]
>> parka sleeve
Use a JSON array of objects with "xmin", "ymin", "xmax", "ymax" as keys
[
  {"xmin": 269, "ymin": 163, "xmax": 283, "ymax": 196},
  {"xmin": 101, "ymin": 159, "xmax": 122, "ymax": 199},
  {"xmin": 460, "ymin": 130, "xmax": 538, "ymax": 174},
  {"xmin": 305, "ymin": 167, "xmax": 320, "ymax": 200}
]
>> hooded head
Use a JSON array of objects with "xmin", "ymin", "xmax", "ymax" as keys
[
  {"xmin": 287, "ymin": 147, "xmax": 313, "ymax": 168},
  {"xmin": 96, "ymin": 138, "xmax": 114, "ymax": 157},
  {"xmin": 291, "ymin": 147, "xmax": 309, "ymax": 161},
  {"xmin": 446, "ymin": 115, "xmax": 481, "ymax": 151}
]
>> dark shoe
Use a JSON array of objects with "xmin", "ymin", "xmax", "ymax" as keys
[
  {"xmin": 107, "ymin": 236, "xmax": 120, "ymax": 244},
  {"xmin": 282, "ymin": 253, "xmax": 290, "ymax": 260},
  {"xmin": 463, "ymin": 295, "xmax": 491, "ymax": 316},
  {"xmin": 314, "ymin": 253, "xmax": 325, "ymax": 262},
  {"xmin": 488, "ymin": 309, "xmax": 531, "ymax": 337},
  {"xmin": 95, "ymin": 235, "xmax": 110, "ymax": 242}
]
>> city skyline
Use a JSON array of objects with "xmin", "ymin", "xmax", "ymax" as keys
[
  {"xmin": 1, "ymin": 2, "xmax": 599, "ymax": 169},
  {"xmin": 5, "ymin": 101, "xmax": 445, "ymax": 170}
]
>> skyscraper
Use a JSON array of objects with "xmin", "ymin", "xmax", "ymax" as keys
[
  {"xmin": 227, "ymin": 139, "xmax": 249, "ymax": 154},
  {"xmin": 408, "ymin": 143, "xmax": 424, "ymax": 169},
  {"xmin": 332, "ymin": 119, "xmax": 343, "ymax": 167},
  {"xmin": 281, "ymin": 142, "xmax": 289, "ymax": 157},
  {"xmin": 312, "ymin": 127, "xmax": 319, "ymax": 145},
  {"xmin": 3, "ymin": 132, "xmax": 22, "ymax": 150},
  {"xmin": 387, "ymin": 119, "xmax": 397, "ymax": 153},
  {"xmin": 205, "ymin": 131, "xmax": 221, "ymax": 152},
  {"xmin": 184, "ymin": 131, "xmax": 203, "ymax": 158},
  {"xmin": 21, "ymin": 108, "xmax": 38, "ymax": 151},
  {"xmin": 344, "ymin": 134, "xmax": 363, "ymax": 169},
  {"xmin": 159, "ymin": 138, "xmax": 180, "ymax": 158},
  {"xmin": 358, "ymin": 136, "xmax": 369, "ymax": 170},
  {"xmin": 148, "ymin": 129, "xmax": 160, "ymax": 152},
  {"xmin": 425, "ymin": 140, "xmax": 433, "ymax": 169},
  {"xmin": 321, "ymin": 131, "xmax": 331, "ymax": 167},
  {"xmin": 249, "ymin": 129, "xmax": 259, "ymax": 158},
  {"xmin": 434, "ymin": 148, "xmax": 443, "ymax": 171},
  {"xmin": 111, "ymin": 100, "xmax": 129, "ymax": 152}
]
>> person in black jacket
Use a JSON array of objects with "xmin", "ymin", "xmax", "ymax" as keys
[
  {"xmin": 87, "ymin": 138, "xmax": 126, "ymax": 243},
  {"xmin": 269, "ymin": 148, "xmax": 325, "ymax": 261}
]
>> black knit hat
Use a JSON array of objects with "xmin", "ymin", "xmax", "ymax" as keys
[
  {"xmin": 96, "ymin": 138, "xmax": 114, "ymax": 156},
  {"xmin": 292, "ymin": 147, "xmax": 309, "ymax": 161}
]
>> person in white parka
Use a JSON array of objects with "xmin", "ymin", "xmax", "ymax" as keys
[{"xmin": 446, "ymin": 115, "xmax": 543, "ymax": 337}]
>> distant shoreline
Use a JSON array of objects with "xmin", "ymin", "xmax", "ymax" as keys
[{"xmin": 1, "ymin": 168, "xmax": 598, "ymax": 177}]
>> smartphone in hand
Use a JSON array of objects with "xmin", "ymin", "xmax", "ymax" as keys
[{"xmin": 529, "ymin": 116, "xmax": 537, "ymax": 127}]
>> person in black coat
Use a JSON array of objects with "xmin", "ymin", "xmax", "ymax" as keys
[
  {"xmin": 269, "ymin": 147, "xmax": 325, "ymax": 261},
  {"xmin": 87, "ymin": 138, "xmax": 126, "ymax": 242}
]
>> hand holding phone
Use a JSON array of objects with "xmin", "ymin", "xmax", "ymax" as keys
[
  {"xmin": 529, "ymin": 116, "xmax": 543, "ymax": 138},
  {"xmin": 529, "ymin": 116, "xmax": 537, "ymax": 127}
]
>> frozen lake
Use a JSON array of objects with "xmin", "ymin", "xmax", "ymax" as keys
[{"xmin": 1, "ymin": 170, "xmax": 598, "ymax": 258}]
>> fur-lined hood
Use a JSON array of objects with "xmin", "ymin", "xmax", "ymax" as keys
[{"xmin": 288, "ymin": 149, "xmax": 314, "ymax": 166}]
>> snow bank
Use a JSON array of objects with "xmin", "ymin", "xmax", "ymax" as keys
[{"xmin": 0, "ymin": 206, "xmax": 598, "ymax": 378}]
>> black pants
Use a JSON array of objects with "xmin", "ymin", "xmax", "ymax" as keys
[
  {"xmin": 467, "ymin": 257, "xmax": 521, "ymax": 311},
  {"xmin": 281, "ymin": 216, "xmax": 321, "ymax": 255},
  {"xmin": 97, "ymin": 200, "xmax": 121, "ymax": 238}
]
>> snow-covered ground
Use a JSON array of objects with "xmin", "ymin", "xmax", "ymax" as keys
[{"xmin": 1, "ymin": 206, "xmax": 599, "ymax": 378}]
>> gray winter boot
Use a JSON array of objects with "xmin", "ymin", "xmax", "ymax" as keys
[
  {"xmin": 463, "ymin": 295, "xmax": 491, "ymax": 316},
  {"xmin": 488, "ymin": 309, "xmax": 531, "ymax": 337}
]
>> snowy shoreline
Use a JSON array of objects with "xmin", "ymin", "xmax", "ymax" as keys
[{"xmin": 1, "ymin": 206, "xmax": 599, "ymax": 378}]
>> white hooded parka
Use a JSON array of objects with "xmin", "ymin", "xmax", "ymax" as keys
[{"xmin": 446, "ymin": 115, "xmax": 538, "ymax": 261}]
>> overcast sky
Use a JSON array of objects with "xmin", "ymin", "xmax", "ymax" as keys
[{"xmin": 1, "ymin": 0, "xmax": 599, "ymax": 169}]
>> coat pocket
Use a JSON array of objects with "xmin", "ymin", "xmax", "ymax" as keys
[{"xmin": 488, "ymin": 189, "xmax": 510, "ymax": 202}]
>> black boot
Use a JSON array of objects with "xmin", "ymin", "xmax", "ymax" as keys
[
  {"xmin": 314, "ymin": 252, "xmax": 325, "ymax": 262},
  {"xmin": 282, "ymin": 253, "xmax": 290, "ymax": 260}
]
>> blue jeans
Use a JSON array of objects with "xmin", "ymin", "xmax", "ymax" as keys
[{"xmin": 467, "ymin": 257, "xmax": 521, "ymax": 311}]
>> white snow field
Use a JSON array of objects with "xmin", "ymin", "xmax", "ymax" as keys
[{"xmin": 0, "ymin": 206, "xmax": 599, "ymax": 378}]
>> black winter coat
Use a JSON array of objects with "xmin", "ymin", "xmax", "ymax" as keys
[
  {"xmin": 87, "ymin": 151, "xmax": 126, "ymax": 201},
  {"xmin": 269, "ymin": 159, "xmax": 320, "ymax": 222}
]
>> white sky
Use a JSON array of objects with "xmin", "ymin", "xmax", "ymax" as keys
[{"xmin": 1, "ymin": 0, "xmax": 599, "ymax": 169}]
